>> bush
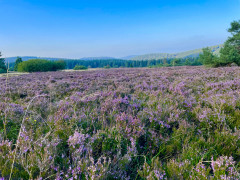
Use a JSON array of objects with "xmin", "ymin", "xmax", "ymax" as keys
[
  {"xmin": 0, "ymin": 68, "xmax": 7, "ymax": 74},
  {"xmin": 104, "ymin": 65, "xmax": 111, "ymax": 69},
  {"xmin": 52, "ymin": 60, "xmax": 66, "ymax": 71},
  {"xmin": 0, "ymin": 52, "xmax": 7, "ymax": 73},
  {"xmin": 17, "ymin": 59, "xmax": 66, "ymax": 72},
  {"xmin": 73, "ymin": 65, "xmax": 88, "ymax": 70}
]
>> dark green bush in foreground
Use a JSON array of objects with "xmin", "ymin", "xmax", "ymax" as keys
[{"xmin": 18, "ymin": 59, "xmax": 66, "ymax": 72}]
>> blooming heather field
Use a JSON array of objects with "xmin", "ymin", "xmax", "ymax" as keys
[{"xmin": 0, "ymin": 67, "xmax": 240, "ymax": 179}]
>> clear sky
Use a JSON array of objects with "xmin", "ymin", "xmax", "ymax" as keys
[{"xmin": 0, "ymin": 0, "xmax": 240, "ymax": 58}]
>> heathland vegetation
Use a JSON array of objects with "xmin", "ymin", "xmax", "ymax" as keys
[
  {"xmin": 0, "ymin": 67, "xmax": 239, "ymax": 179},
  {"xmin": 0, "ymin": 20, "xmax": 239, "ymax": 179}
]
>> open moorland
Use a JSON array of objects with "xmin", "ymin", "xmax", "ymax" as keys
[{"xmin": 0, "ymin": 67, "xmax": 240, "ymax": 179}]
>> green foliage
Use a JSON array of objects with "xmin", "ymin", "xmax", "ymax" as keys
[
  {"xmin": 219, "ymin": 42, "xmax": 240, "ymax": 66},
  {"xmin": 0, "ymin": 68, "xmax": 7, "ymax": 73},
  {"xmin": 170, "ymin": 58, "xmax": 181, "ymax": 66},
  {"xmin": 53, "ymin": 60, "xmax": 66, "ymax": 71},
  {"xmin": 73, "ymin": 65, "xmax": 88, "ymax": 70},
  {"xmin": 14, "ymin": 57, "xmax": 23, "ymax": 71},
  {"xmin": 227, "ymin": 20, "xmax": 240, "ymax": 48},
  {"xmin": 199, "ymin": 20, "xmax": 240, "ymax": 67},
  {"xmin": 17, "ymin": 59, "xmax": 66, "ymax": 72},
  {"xmin": 199, "ymin": 47, "xmax": 218, "ymax": 67},
  {"xmin": 216, "ymin": 20, "xmax": 240, "ymax": 67},
  {"xmin": 63, "ymin": 57, "xmax": 201, "ymax": 69},
  {"xmin": 0, "ymin": 52, "xmax": 7, "ymax": 73},
  {"xmin": 104, "ymin": 65, "xmax": 111, "ymax": 69}
]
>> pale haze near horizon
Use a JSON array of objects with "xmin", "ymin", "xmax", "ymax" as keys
[{"xmin": 0, "ymin": 0, "xmax": 240, "ymax": 59}]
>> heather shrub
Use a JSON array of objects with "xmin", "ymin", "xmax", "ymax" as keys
[
  {"xmin": 0, "ymin": 67, "xmax": 240, "ymax": 179},
  {"xmin": 211, "ymin": 156, "xmax": 239, "ymax": 179},
  {"xmin": 138, "ymin": 158, "xmax": 166, "ymax": 180}
]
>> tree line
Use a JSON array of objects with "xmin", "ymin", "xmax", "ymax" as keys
[
  {"xmin": 64, "ymin": 57, "xmax": 201, "ymax": 69},
  {"xmin": 1, "ymin": 19, "xmax": 239, "ymax": 73},
  {"xmin": 200, "ymin": 20, "xmax": 240, "ymax": 67},
  {"xmin": 0, "ymin": 56, "xmax": 201, "ymax": 73}
]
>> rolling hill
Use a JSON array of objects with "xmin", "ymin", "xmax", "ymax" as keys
[
  {"xmin": 129, "ymin": 45, "xmax": 223, "ymax": 60},
  {"xmin": 5, "ymin": 45, "xmax": 223, "ymax": 63},
  {"xmin": 4, "ymin": 56, "xmax": 69, "ymax": 63},
  {"xmin": 4, "ymin": 56, "xmax": 116, "ymax": 63}
]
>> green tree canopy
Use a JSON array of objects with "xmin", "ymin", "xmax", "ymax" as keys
[
  {"xmin": 14, "ymin": 57, "xmax": 23, "ymax": 71},
  {"xmin": 199, "ymin": 47, "xmax": 218, "ymax": 67},
  {"xmin": 219, "ymin": 43, "xmax": 240, "ymax": 66},
  {"xmin": 0, "ymin": 52, "xmax": 7, "ymax": 73},
  {"xmin": 227, "ymin": 20, "xmax": 240, "ymax": 48},
  {"xmin": 18, "ymin": 59, "xmax": 66, "ymax": 72},
  {"xmin": 219, "ymin": 20, "xmax": 240, "ymax": 66}
]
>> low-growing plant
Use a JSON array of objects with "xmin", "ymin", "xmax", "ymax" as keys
[
  {"xmin": 73, "ymin": 65, "xmax": 88, "ymax": 70},
  {"xmin": 0, "ymin": 67, "xmax": 239, "ymax": 179}
]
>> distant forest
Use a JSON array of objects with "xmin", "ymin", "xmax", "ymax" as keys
[
  {"xmin": 64, "ymin": 57, "xmax": 201, "ymax": 69},
  {"xmin": 7, "ymin": 57, "xmax": 201, "ymax": 70}
]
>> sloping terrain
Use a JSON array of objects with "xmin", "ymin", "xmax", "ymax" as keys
[{"xmin": 130, "ymin": 44, "xmax": 223, "ymax": 60}]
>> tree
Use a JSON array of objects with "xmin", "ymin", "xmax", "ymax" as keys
[
  {"xmin": 219, "ymin": 43, "xmax": 240, "ymax": 66},
  {"xmin": 199, "ymin": 47, "xmax": 218, "ymax": 67},
  {"xmin": 171, "ymin": 58, "xmax": 181, "ymax": 66},
  {"xmin": 184, "ymin": 59, "xmax": 191, "ymax": 66},
  {"xmin": 0, "ymin": 52, "xmax": 7, "ymax": 73},
  {"xmin": 14, "ymin": 57, "xmax": 23, "ymax": 71},
  {"xmin": 219, "ymin": 20, "xmax": 240, "ymax": 66},
  {"xmin": 227, "ymin": 20, "xmax": 240, "ymax": 51}
]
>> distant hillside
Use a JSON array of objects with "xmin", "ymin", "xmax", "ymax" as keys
[
  {"xmin": 5, "ymin": 45, "xmax": 223, "ymax": 62},
  {"xmin": 80, "ymin": 57, "xmax": 116, "ymax": 60},
  {"xmin": 121, "ymin": 55, "xmax": 138, "ymax": 60},
  {"xmin": 5, "ymin": 56, "xmax": 117, "ymax": 63},
  {"xmin": 130, "ymin": 45, "xmax": 223, "ymax": 60},
  {"xmin": 4, "ymin": 56, "xmax": 70, "ymax": 63}
]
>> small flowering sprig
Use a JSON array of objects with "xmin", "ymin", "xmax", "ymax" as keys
[
  {"xmin": 211, "ymin": 156, "xmax": 239, "ymax": 179},
  {"xmin": 190, "ymin": 161, "xmax": 211, "ymax": 180},
  {"xmin": 138, "ymin": 157, "xmax": 166, "ymax": 180}
]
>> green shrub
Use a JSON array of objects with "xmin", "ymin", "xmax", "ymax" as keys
[
  {"xmin": 17, "ymin": 59, "xmax": 66, "ymax": 72},
  {"xmin": 73, "ymin": 65, "xmax": 88, "ymax": 70},
  {"xmin": 0, "ymin": 68, "xmax": 7, "ymax": 74},
  {"xmin": 0, "ymin": 52, "xmax": 7, "ymax": 73},
  {"xmin": 104, "ymin": 65, "xmax": 111, "ymax": 69},
  {"xmin": 53, "ymin": 60, "xmax": 66, "ymax": 71}
]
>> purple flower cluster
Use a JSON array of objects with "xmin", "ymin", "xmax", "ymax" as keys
[{"xmin": 0, "ymin": 66, "xmax": 239, "ymax": 179}]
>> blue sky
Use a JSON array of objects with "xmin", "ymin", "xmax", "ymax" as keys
[{"xmin": 0, "ymin": 0, "xmax": 239, "ymax": 58}]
